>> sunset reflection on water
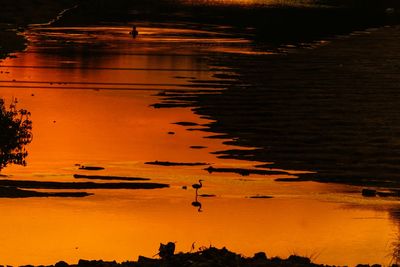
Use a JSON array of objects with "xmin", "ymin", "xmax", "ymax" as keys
[{"xmin": 0, "ymin": 24, "xmax": 399, "ymax": 266}]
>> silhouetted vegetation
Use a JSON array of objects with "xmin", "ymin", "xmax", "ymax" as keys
[
  {"xmin": 19, "ymin": 245, "xmax": 376, "ymax": 267},
  {"xmin": 0, "ymin": 98, "xmax": 32, "ymax": 172}
]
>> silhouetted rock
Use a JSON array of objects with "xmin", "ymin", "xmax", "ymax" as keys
[
  {"xmin": 55, "ymin": 261, "xmax": 69, "ymax": 267},
  {"xmin": 287, "ymin": 255, "xmax": 311, "ymax": 265},
  {"xmin": 15, "ymin": 245, "xmax": 387, "ymax": 267},
  {"xmin": 253, "ymin": 251, "xmax": 268, "ymax": 261},
  {"xmin": 158, "ymin": 242, "xmax": 175, "ymax": 259}
]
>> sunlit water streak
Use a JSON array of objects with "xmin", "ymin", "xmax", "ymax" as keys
[{"xmin": 0, "ymin": 24, "xmax": 399, "ymax": 266}]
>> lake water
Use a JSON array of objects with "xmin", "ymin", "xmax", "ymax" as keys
[{"xmin": 0, "ymin": 23, "xmax": 399, "ymax": 266}]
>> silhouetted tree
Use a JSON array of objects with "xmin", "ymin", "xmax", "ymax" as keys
[{"xmin": 0, "ymin": 98, "xmax": 32, "ymax": 172}]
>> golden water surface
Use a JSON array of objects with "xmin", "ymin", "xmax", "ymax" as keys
[{"xmin": 0, "ymin": 24, "xmax": 399, "ymax": 266}]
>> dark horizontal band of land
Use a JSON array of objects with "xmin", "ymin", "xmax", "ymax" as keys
[
  {"xmin": 0, "ymin": 85, "xmax": 220, "ymax": 91},
  {"xmin": 0, "ymin": 80, "xmax": 229, "ymax": 87},
  {"xmin": 145, "ymin": 161, "xmax": 209, "ymax": 166},
  {"xmin": 0, "ymin": 186, "xmax": 92, "ymax": 198},
  {"xmin": 0, "ymin": 179, "xmax": 169, "ymax": 189},
  {"xmin": 0, "ymin": 65, "xmax": 210, "ymax": 72},
  {"xmin": 73, "ymin": 174, "xmax": 150, "ymax": 181}
]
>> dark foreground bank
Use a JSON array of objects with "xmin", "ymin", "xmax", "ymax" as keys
[{"xmin": 18, "ymin": 246, "xmax": 388, "ymax": 267}]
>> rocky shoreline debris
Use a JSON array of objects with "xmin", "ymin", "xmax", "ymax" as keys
[{"xmin": 17, "ymin": 245, "xmax": 392, "ymax": 267}]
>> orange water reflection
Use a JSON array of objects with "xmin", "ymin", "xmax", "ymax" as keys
[{"xmin": 0, "ymin": 25, "xmax": 398, "ymax": 266}]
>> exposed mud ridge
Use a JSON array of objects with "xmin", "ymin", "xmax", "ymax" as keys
[
  {"xmin": 0, "ymin": 179, "xmax": 169, "ymax": 190},
  {"xmin": 0, "ymin": 186, "xmax": 91, "ymax": 198},
  {"xmin": 73, "ymin": 174, "xmax": 150, "ymax": 181},
  {"xmin": 205, "ymin": 166, "xmax": 287, "ymax": 176},
  {"xmin": 145, "ymin": 161, "xmax": 209, "ymax": 167}
]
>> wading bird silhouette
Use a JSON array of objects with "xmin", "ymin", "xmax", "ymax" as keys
[
  {"xmin": 192, "ymin": 179, "xmax": 203, "ymax": 191},
  {"xmin": 130, "ymin": 25, "xmax": 138, "ymax": 37}
]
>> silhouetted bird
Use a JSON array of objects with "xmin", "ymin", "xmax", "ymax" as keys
[
  {"xmin": 130, "ymin": 25, "xmax": 138, "ymax": 37},
  {"xmin": 191, "ymin": 200, "xmax": 202, "ymax": 212},
  {"xmin": 192, "ymin": 179, "xmax": 203, "ymax": 190}
]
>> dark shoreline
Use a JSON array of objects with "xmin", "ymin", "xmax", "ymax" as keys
[{"xmin": 17, "ymin": 246, "xmax": 389, "ymax": 267}]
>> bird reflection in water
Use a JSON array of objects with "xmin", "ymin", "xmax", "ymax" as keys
[
  {"xmin": 191, "ymin": 179, "xmax": 204, "ymax": 212},
  {"xmin": 192, "ymin": 193, "xmax": 202, "ymax": 212}
]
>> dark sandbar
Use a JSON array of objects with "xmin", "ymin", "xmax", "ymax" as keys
[
  {"xmin": 205, "ymin": 166, "xmax": 287, "ymax": 176},
  {"xmin": 146, "ymin": 160, "xmax": 209, "ymax": 166},
  {"xmin": 0, "ymin": 186, "xmax": 91, "ymax": 198},
  {"xmin": 79, "ymin": 166, "xmax": 105, "ymax": 171},
  {"xmin": 0, "ymin": 179, "xmax": 169, "ymax": 190},
  {"xmin": 73, "ymin": 174, "xmax": 150, "ymax": 181},
  {"xmin": 173, "ymin": 121, "xmax": 199, "ymax": 126}
]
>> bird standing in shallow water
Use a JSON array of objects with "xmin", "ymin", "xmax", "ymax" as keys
[
  {"xmin": 192, "ymin": 179, "xmax": 203, "ymax": 190},
  {"xmin": 130, "ymin": 25, "xmax": 138, "ymax": 37}
]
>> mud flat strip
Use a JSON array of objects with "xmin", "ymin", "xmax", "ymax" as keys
[
  {"xmin": 248, "ymin": 195, "xmax": 273, "ymax": 199},
  {"xmin": 145, "ymin": 161, "xmax": 209, "ymax": 166},
  {"xmin": 73, "ymin": 174, "xmax": 150, "ymax": 181},
  {"xmin": 0, "ymin": 186, "xmax": 91, "ymax": 198},
  {"xmin": 0, "ymin": 179, "xmax": 169, "ymax": 189},
  {"xmin": 78, "ymin": 166, "xmax": 105, "ymax": 170},
  {"xmin": 205, "ymin": 166, "xmax": 287, "ymax": 176},
  {"xmin": 173, "ymin": 121, "xmax": 200, "ymax": 126},
  {"xmin": 190, "ymin": 145, "xmax": 207, "ymax": 149}
]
